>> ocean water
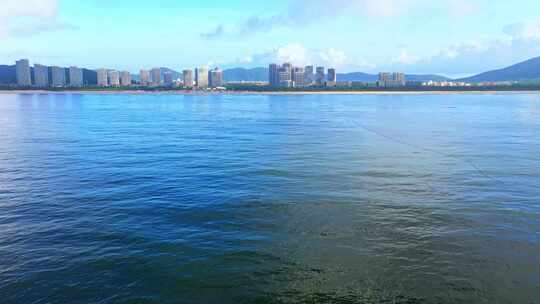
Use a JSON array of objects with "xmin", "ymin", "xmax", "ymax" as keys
[{"xmin": 0, "ymin": 92, "xmax": 539, "ymax": 304}]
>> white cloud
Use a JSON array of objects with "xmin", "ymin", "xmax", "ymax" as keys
[
  {"xmin": 352, "ymin": 58, "xmax": 377, "ymax": 70},
  {"xmin": 0, "ymin": 0, "xmax": 59, "ymax": 19},
  {"xmin": 503, "ymin": 22, "xmax": 540, "ymax": 41},
  {"xmin": 287, "ymin": 0, "xmax": 415, "ymax": 20},
  {"xmin": 203, "ymin": 0, "xmax": 478, "ymax": 39},
  {"xmin": 0, "ymin": 0, "xmax": 74, "ymax": 39},
  {"xmin": 226, "ymin": 17, "xmax": 540, "ymax": 76},
  {"xmin": 359, "ymin": 0, "xmax": 417, "ymax": 18},
  {"xmin": 392, "ymin": 51, "xmax": 420, "ymax": 65},
  {"xmin": 319, "ymin": 48, "xmax": 376, "ymax": 71},
  {"xmin": 447, "ymin": 0, "xmax": 478, "ymax": 18},
  {"xmin": 201, "ymin": 25, "xmax": 225, "ymax": 40},
  {"xmin": 276, "ymin": 44, "xmax": 311, "ymax": 66},
  {"xmin": 319, "ymin": 48, "xmax": 347, "ymax": 66},
  {"xmin": 231, "ymin": 19, "xmax": 540, "ymax": 76},
  {"xmin": 237, "ymin": 55, "xmax": 253, "ymax": 64},
  {"xmin": 229, "ymin": 44, "xmax": 312, "ymax": 67},
  {"xmin": 228, "ymin": 45, "xmax": 374, "ymax": 72},
  {"xmin": 381, "ymin": 22, "xmax": 540, "ymax": 75},
  {"xmin": 290, "ymin": 0, "xmax": 478, "ymax": 19}
]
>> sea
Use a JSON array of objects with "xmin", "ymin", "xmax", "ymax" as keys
[{"xmin": 0, "ymin": 92, "xmax": 539, "ymax": 303}]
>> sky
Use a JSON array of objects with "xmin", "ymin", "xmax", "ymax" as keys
[{"xmin": 2, "ymin": 0, "xmax": 540, "ymax": 77}]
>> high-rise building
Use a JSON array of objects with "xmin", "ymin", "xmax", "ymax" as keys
[
  {"xmin": 183, "ymin": 70, "xmax": 194, "ymax": 87},
  {"xmin": 392, "ymin": 72, "xmax": 406, "ymax": 86},
  {"xmin": 163, "ymin": 72, "xmax": 173, "ymax": 86},
  {"xmin": 68, "ymin": 66, "xmax": 83, "ymax": 87},
  {"xmin": 51, "ymin": 66, "xmax": 66, "ymax": 87},
  {"xmin": 108, "ymin": 71, "xmax": 120, "ymax": 86},
  {"xmin": 282, "ymin": 63, "xmax": 293, "ymax": 78},
  {"xmin": 304, "ymin": 66, "xmax": 314, "ymax": 86},
  {"xmin": 378, "ymin": 72, "xmax": 391, "ymax": 84},
  {"xmin": 269, "ymin": 63, "xmax": 280, "ymax": 87},
  {"xmin": 33, "ymin": 64, "xmax": 49, "ymax": 87},
  {"xmin": 150, "ymin": 68, "xmax": 161, "ymax": 86},
  {"xmin": 278, "ymin": 66, "xmax": 292, "ymax": 88},
  {"xmin": 327, "ymin": 68, "xmax": 337, "ymax": 87},
  {"xmin": 16, "ymin": 59, "xmax": 31, "ymax": 87},
  {"xmin": 327, "ymin": 68, "xmax": 337, "ymax": 82},
  {"xmin": 139, "ymin": 70, "xmax": 150, "ymax": 86},
  {"xmin": 209, "ymin": 67, "xmax": 223, "ymax": 88},
  {"xmin": 378, "ymin": 72, "xmax": 405, "ymax": 87},
  {"xmin": 97, "ymin": 69, "xmax": 108, "ymax": 86},
  {"xmin": 315, "ymin": 67, "xmax": 325, "ymax": 85},
  {"xmin": 195, "ymin": 67, "xmax": 208, "ymax": 88},
  {"xmin": 292, "ymin": 67, "xmax": 305, "ymax": 88},
  {"xmin": 120, "ymin": 71, "xmax": 131, "ymax": 86},
  {"xmin": 315, "ymin": 67, "xmax": 325, "ymax": 86}
]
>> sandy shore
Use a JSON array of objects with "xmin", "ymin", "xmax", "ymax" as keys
[{"xmin": 2, "ymin": 89, "xmax": 540, "ymax": 96}]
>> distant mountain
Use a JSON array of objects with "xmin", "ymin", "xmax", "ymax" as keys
[
  {"xmin": 405, "ymin": 74, "xmax": 451, "ymax": 82},
  {"xmin": 160, "ymin": 67, "xmax": 181, "ymax": 80},
  {"xmin": 336, "ymin": 72, "xmax": 377, "ymax": 82},
  {"xmin": 0, "ymin": 65, "xmax": 16, "ymax": 84},
  {"xmin": 127, "ymin": 68, "xmax": 181, "ymax": 82},
  {"xmin": 458, "ymin": 56, "xmax": 540, "ymax": 82},
  {"xmin": 338, "ymin": 72, "xmax": 450, "ymax": 82},
  {"xmin": 221, "ymin": 67, "xmax": 449, "ymax": 83},
  {"xmin": 223, "ymin": 67, "xmax": 268, "ymax": 82}
]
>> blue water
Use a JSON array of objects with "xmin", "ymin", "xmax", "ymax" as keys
[{"xmin": 0, "ymin": 93, "xmax": 539, "ymax": 303}]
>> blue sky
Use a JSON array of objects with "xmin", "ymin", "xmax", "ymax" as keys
[{"xmin": 2, "ymin": 0, "xmax": 540, "ymax": 76}]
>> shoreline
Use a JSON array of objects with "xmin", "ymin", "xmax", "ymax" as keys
[{"xmin": 2, "ymin": 89, "xmax": 540, "ymax": 95}]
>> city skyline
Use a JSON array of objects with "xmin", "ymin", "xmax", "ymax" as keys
[
  {"xmin": 8, "ymin": 54, "xmax": 540, "ymax": 89},
  {"xmin": 11, "ymin": 58, "xmax": 233, "ymax": 88},
  {"xmin": 11, "ymin": 58, "xmax": 341, "ymax": 88},
  {"xmin": 9, "ymin": 55, "xmax": 540, "ymax": 89},
  {"xmin": 2, "ymin": 1, "xmax": 540, "ymax": 77}
]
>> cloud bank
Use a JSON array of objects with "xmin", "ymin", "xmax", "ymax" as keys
[
  {"xmin": 231, "ymin": 19, "xmax": 540, "ymax": 76},
  {"xmin": 202, "ymin": 0, "xmax": 479, "ymax": 39},
  {"xmin": 232, "ymin": 44, "xmax": 374, "ymax": 72},
  {"xmin": 387, "ymin": 21, "xmax": 540, "ymax": 75},
  {"xmin": 0, "ymin": 0, "xmax": 76, "ymax": 39}
]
